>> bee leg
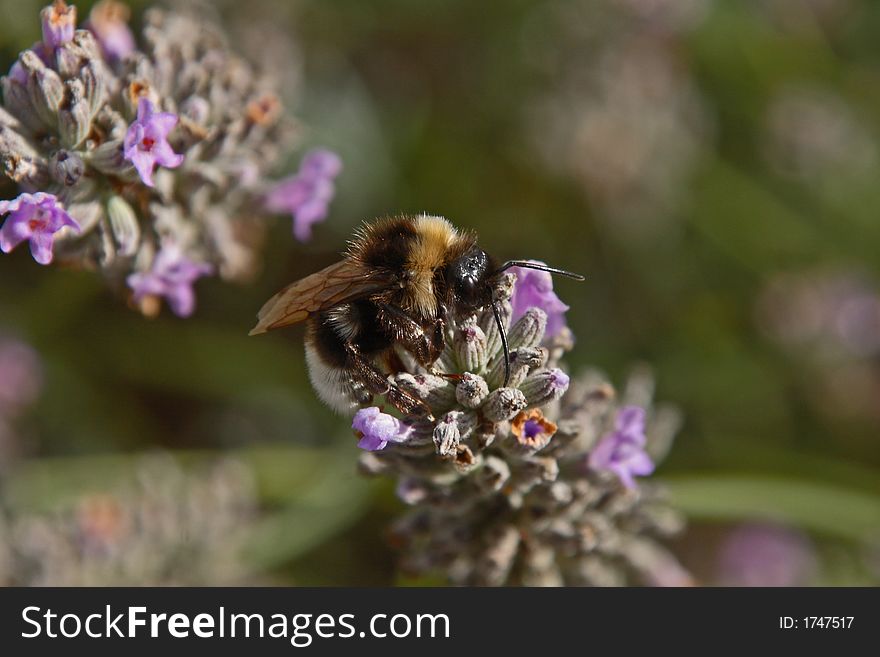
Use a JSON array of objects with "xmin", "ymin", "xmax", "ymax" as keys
[
  {"xmin": 433, "ymin": 372, "xmax": 464, "ymax": 382},
  {"xmin": 376, "ymin": 302, "xmax": 445, "ymax": 367},
  {"xmin": 344, "ymin": 343, "xmax": 435, "ymax": 421}
]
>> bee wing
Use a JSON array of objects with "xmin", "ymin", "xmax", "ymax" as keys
[{"xmin": 249, "ymin": 259, "xmax": 392, "ymax": 335}]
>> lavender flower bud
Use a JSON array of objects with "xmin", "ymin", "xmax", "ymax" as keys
[
  {"xmin": 41, "ymin": 0, "xmax": 77, "ymax": 50},
  {"xmin": 433, "ymin": 412, "xmax": 461, "ymax": 458},
  {"xmin": 1, "ymin": 77, "xmax": 41, "ymax": 132},
  {"xmin": 89, "ymin": 139, "xmax": 126, "ymax": 174},
  {"xmin": 488, "ymin": 346, "xmax": 547, "ymax": 389},
  {"xmin": 453, "ymin": 318, "xmax": 488, "ymax": 372},
  {"xmin": 54, "ymin": 42, "xmax": 83, "ymax": 79},
  {"xmin": 49, "ymin": 150, "xmax": 84, "ymax": 186},
  {"xmin": 507, "ymin": 307, "xmax": 547, "ymax": 352},
  {"xmin": 481, "ymin": 277, "xmax": 514, "ymax": 356},
  {"xmin": 0, "ymin": 123, "xmax": 40, "ymax": 161},
  {"xmin": 107, "ymin": 195, "xmax": 140, "ymax": 257},
  {"xmin": 483, "ymin": 387, "xmax": 527, "ymax": 422},
  {"xmin": 520, "ymin": 368, "xmax": 571, "ymax": 407},
  {"xmin": 395, "ymin": 373, "xmax": 455, "ymax": 409},
  {"xmin": 79, "ymin": 61, "xmax": 105, "ymax": 116},
  {"xmin": 26, "ymin": 56, "xmax": 65, "ymax": 126},
  {"xmin": 455, "ymin": 372, "xmax": 489, "ymax": 409},
  {"xmin": 58, "ymin": 86, "xmax": 91, "ymax": 148}
]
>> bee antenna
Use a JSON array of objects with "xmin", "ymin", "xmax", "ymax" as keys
[
  {"xmin": 492, "ymin": 301, "xmax": 511, "ymax": 387},
  {"xmin": 495, "ymin": 260, "xmax": 585, "ymax": 281}
]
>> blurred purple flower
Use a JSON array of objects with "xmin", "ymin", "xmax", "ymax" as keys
[
  {"xmin": 0, "ymin": 193, "xmax": 81, "ymax": 265},
  {"xmin": 718, "ymin": 523, "xmax": 817, "ymax": 587},
  {"xmin": 0, "ymin": 338, "xmax": 43, "ymax": 416},
  {"xmin": 510, "ymin": 262, "xmax": 570, "ymax": 338},
  {"xmin": 127, "ymin": 243, "xmax": 212, "ymax": 317},
  {"xmin": 588, "ymin": 405, "xmax": 655, "ymax": 488},
  {"xmin": 123, "ymin": 98, "xmax": 184, "ymax": 187},
  {"xmin": 41, "ymin": 0, "xmax": 76, "ymax": 50},
  {"xmin": 352, "ymin": 407, "xmax": 412, "ymax": 451},
  {"xmin": 87, "ymin": 0, "xmax": 135, "ymax": 61},
  {"xmin": 265, "ymin": 148, "xmax": 342, "ymax": 242}
]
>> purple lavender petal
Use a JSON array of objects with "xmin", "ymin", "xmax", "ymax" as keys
[
  {"xmin": 265, "ymin": 148, "xmax": 343, "ymax": 242},
  {"xmin": 0, "ymin": 193, "xmax": 80, "ymax": 265},
  {"xmin": 587, "ymin": 404, "xmax": 654, "ymax": 489},
  {"xmin": 126, "ymin": 243, "xmax": 211, "ymax": 317},
  {"xmin": 352, "ymin": 407, "xmax": 412, "ymax": 452},
  {"xmin": 29, "ymin": 229, "xmax": 55, "ymax": 265},
  {"xmin": 510, "ymin": 262, "xmax": 571, "ymax": 338},
  {"xmin": 87, "ymin": 1, "xmax": 135, "ymax": 61},
  {"xmin": 357, "ymin": 434, "xmax": 388, "ymax": 452},
  {"xmin": 123, "ymin": 99, "xmax": 184, "ymax": 187},
  {"xmin": 300, "ymin": 149, "xmax": 343, "ymax": 178},
  {"xmin": 0, "ymin": 212, "xmax": 35, "ymax": 253}
]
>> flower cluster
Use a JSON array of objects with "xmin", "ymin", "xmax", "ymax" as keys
[
  {"xmin": 0, "ymin": 2, "xmax": 340, "ymax": 317},
  {"xmin": 355, "ymin": 271, "xmax": 688, "ymax": 585},
  {"xmin": 0, "ymin": 455, "xmax": 256, "ymax": 585}
]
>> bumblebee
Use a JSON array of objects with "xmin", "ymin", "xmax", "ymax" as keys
[{"xmin": 250, "ymin": 214, "xmax": 583, "ymax": 417}]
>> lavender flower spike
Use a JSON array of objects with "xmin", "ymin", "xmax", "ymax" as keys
[
  {"xmin": 123, "ymin": 98, "xmax": 184, "ymax": 187},
  {"xmin": 510, "ymin": 261, "xmax": 571, "ymax": 338},
  {"xmin": 265, "ymin": 148, "xmax": 343, "ymax": 242},
  {"xmin": 588, "ymin": 405, "xmax": 655, "ymax": 489},
  {"xmin": 127, "ymin": 243, "xmax": 212, "ymax": 317},
  {"xmin": 87, "ymin": 0, "xmax": 135, "ymax": 62},
  {"xmin": 41, "ymin": 0, "xmax": 76, "ymax": 50},
  {"xmin": 0, "ymin": 193, "xmax": 80, "ymax": 265},
  {"xmin": 353, "ymin": 407, "xmax": 412, "ymax": 452},
  {"xmin": 364, "ymin": 275, "xmax": 686, "ymax": 586}
]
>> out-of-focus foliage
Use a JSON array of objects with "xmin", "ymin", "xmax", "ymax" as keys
[{"xmin": 1, "ymin": 0, "xmax": 879, "ymax": 585}]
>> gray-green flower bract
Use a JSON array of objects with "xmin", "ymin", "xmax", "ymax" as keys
[{"xmin": 358, "ymin": 273, "xmax": 689, "ymax": 586}]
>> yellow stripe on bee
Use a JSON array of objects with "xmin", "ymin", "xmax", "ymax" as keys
[{"xmin": 405, "ymin": 215, "xmax": 458, "ymax": 317}]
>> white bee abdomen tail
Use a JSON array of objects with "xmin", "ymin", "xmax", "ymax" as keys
[{"xmin": 304, "ymin": 341, "xmax": 368, "ymax": 415}]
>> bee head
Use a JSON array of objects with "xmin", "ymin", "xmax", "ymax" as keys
[{"xmin": 447, "ymin": 247, "xmax": 494, "ymax": 310}]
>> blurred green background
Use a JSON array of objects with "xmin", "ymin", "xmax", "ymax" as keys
[{"xmin": 1, "ymin": 0, "xmax": 879, "ymax": 585}]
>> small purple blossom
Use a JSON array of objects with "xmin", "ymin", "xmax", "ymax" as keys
[
  {"xmin": 352, "ymin": 407, "xmax": 412, "ymax": 451},
  {"xmin": 510, "ymin": 262, "xmax": 570, "ymax": 338},
  {"xmin": 41, "ymin": 0, "xmax": 76, "ymax": 50},
  {"xmin": 265, "ymin": 148, "xmax": 342, "ymax": 242},
  {"xmin": 87, "ymin": 0, "xmax": 136, "ymax": 61},
  {"xmin": 0, "ymin": 193, "xmax": 81, "ymax": 265},
  {"xmin": 126, "ymin": 243, "xmax": 212, "ymax": 317},
  {"xmin": 718, "ymin": 523, "xmax": 817, "ymax": 587},
  {"xmin": 123, "ymin": 98, "xmax": 184, "ymax": 187},
  {"xmin": 0, "ymin": 338, "xmax": 43, "ymax": 416},
  {"xmin": 588, "ymin": 405, "xmax": 655, "ymax": 488}
]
